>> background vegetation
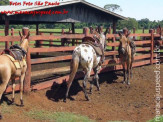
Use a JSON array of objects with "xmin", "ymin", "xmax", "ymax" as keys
[{"xmin": 0, "ymin": 1, "xmax": 163, "ymax": 30}]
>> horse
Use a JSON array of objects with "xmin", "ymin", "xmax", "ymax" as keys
[
  {"xmin": 61, "ymin": 29, "xmax": 72, "ymax": 46},
  {"xmin": 0, "ymin": 29, "xmax": 30, "ymax": 119},
  {"xmin": 64, "ymin": 28, "xmax": 107, "ymax": 102},
  {"xmin": 118, "ymin": 32, "xmax": 135, "ymax": 85},
  {"xmin": 157, "ymin": 25, "xmax": 163, "ymax": 40}
]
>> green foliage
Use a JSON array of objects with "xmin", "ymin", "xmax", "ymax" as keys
[
  {"xmin": 138, "ymin": 18, "xmax": 150, "ymax": 29},
  {"xmin": 0, "ymin": 0, "xmax": 9, "ymax": 5},
  {"xmin": 25, "ymin": 109, "xmax": 94, "ymax": 122},
  {"xmin": 117, "ymin": 18, "xmax": 138, "ymax": 30},
  {"xmin": 148, "ymin": 116, "xmax": 163, "ymax": 122},
  {"xmin": 104, "ymin": 4, "xmax": 122, "ymax": 12}
]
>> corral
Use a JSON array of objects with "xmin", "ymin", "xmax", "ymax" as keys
[
  {"xmin": 0, "ymin": 0, "xmax": 163, "ymax": 121},
  {"xmin": 0, "ymin": 27, "xmax": 162, "ymax": 93}
]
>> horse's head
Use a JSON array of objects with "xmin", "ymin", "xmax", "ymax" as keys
[
  {"xmin": 19, "ymin": 29, "xmax": 30, "ymax": 52},
  {"xmin": 93, "ymin": 27, "xmax": 107, "ymax": 50},
  {"xmin": 157, "ymin": 25, "xmax": 163, "ymax": 40},
  {"xmin": 161, "ymin": 28, "xmax": 163, "ymax": 40},
  {"xmin": 118, "ymin": 32, "xmax": 130, "ymax": 55}
]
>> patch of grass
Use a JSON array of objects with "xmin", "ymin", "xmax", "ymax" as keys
[
  {"xmin": 108, "ymin": 120, "xmax": 130, "ymax": 122},
  {"xmin": 148, "ymin": 116, "xmax": 163, "ymax": 122},
  {"xmin": 25, "ymin": 109, "xmax": 94, "ymax": 122},
  {"xmin": 1, "ymin": 103, "xmax": 14, "ymax": 114}
]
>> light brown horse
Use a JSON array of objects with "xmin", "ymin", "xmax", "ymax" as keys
[
  {"xmin": 118, "ymin": 32, "xmax": 134, "ymax": 85},
  {"xmin": 0, "ymin": 30, "xmax": 30, "ymax": 119}
]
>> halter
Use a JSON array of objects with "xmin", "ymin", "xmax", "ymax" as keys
[{"xmin": 93, "ymin": 33, "xmax": 106, "ymax": 49}]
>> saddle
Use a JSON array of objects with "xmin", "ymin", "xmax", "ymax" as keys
[
  {"xmin": 82, "ymin": 36, "xmax": 105, "ymax": 65},
  {"xmin": 1, "ymin": 44, "xmax": 27, "ymax": 69},
  {"xmin": 83, "ymin": 41, "xmax": 103, "ymax": 56},
  {"xmin": 2, "ymin": 44, "xmax": 26, "ymax": 61}
]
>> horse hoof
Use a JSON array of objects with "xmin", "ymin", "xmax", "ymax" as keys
[
  {"xmin": 97, "ymin": 87, "xmax": 100, "ymax": 91},
  {"xmin": 86, "ymin": 96, "xmax": 90, "ymax": 101},
  {"xmin": 122, "ymin": 81, "xmax": 126, "ymax": 84},
  {"xmin": 89, "ymin": 90, "xmax": 92, "ymax": 94},
  {"xmin": 63, "ymin": 99, "xmax": 66, "ymax": 103},
  {"xmin": 127, "ymin": 82, "xmax": 130, "ymax": 85},
  {"xmin": 11, "ymin": 98, "xmax": 15, "ymax": 105},
  {"xmin": 20, "ymin": 104, "xmax": 24, "ymax": 107},
  {"xmin": 0, "ymin": 115, "xmax": 2, "ymax": 120}
]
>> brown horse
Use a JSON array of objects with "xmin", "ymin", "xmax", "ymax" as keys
[
  {"xmin": 0, "ymin": 29, "xmax": 30, "ymax": 119},
  {"xmin": 118, "ymin": 32, "xmax": 134, "ymax": 85}
]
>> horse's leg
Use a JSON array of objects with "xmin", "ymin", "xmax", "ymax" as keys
[
  {"xmin": 89, "ymin": 68, "xmax": 96, "ymax": 94},
  {"xmin": 130, "ymin": 58, "xmax": 134, "ymax": 78},
  {"xmin": 122, "ymin": 63, "xmax": 126, "ymax": 84},
  {"xmin": 64, "ymin": 56, "xmax": 79, "ymax": 102},
  {"xmin": 89, "ymin": 76, "xmax": 94, "ymax": 94},
  {"xmin": 94, "ymin": 67, "xmax": 100, "ymax": 91},
  {"xmin": 0, "ymin": 78, "xmax": 10, "ymax": 119},
  {"xmin": 11, "ymin": 79, "xmax": 16, "ymax": 104},
  {"xmin": 127, "ymin": 61, "xmax": 131, "ymax": 85},
  {"xmin": 83, "ymin": 69, "xmax": 91, "ymax": 101},
  {"xmin": 19, "ymin": 72, "xmax": 26, "ymax": 107}
]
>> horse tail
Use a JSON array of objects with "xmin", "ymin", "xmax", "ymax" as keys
[{"xmin": 64, "ymin": 54, "xmax": 79, "ymax": 102}]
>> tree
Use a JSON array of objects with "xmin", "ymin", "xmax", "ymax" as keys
[
  {"xmin": 117, "ymin": 18, "xmax": 138, "ymax": 30},
  {"xmin": 104, "ymin": 4, "xmax": 122, "ymax": 13},
  {"xmin": 138, "ymin": 18, "xmax": 150, "ymax": 29},
  {"xmin": 0, "ymin": 0, "xmax": 9, "ymax": 5}
]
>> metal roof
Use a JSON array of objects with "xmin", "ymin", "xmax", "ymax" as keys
[
  {"xmin": 0, "ymin": 0, "xmax": 127, "ymax": 20},
  {"xmin": 0, "ymin": 0, "xmax": 127, "ymax": 24}
]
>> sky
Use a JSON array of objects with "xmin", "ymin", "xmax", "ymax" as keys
[{"xmin": 12, "ymin": 0, "xmax": 163, "ymax": 21}]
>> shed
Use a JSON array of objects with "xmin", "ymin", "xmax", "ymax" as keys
[{"xmin": 0, "ymin": 0, "xmax": 127, "ymax": 48}]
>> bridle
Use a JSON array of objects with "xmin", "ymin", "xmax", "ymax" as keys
[{"xmin": 93, "ymin": 33, "xmax": 106, "ymax": 50}]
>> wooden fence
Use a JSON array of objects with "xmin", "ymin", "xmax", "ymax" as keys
[{"xmin": 0, "ymin": 27, "xmax": 162, "ymax": 93}]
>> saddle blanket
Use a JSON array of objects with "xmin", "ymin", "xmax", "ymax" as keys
[{"xmin": 2, "ymin": 54, "xmax": 26, "ymax": 69}]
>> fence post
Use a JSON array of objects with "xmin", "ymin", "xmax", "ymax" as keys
[
  {"xmin": 72, "ymin": 23, "xmax": 75, "ymax": 46},
  {"xmin": 11, "ymin": 28, "xmax": 14, "ymax": 45},
  {"xmin": 133, "ymin": 27, "xmax": 136, "ymax": 40},
  {"xmin": 85, "ymin": 27, "xmax": 89, "ymax": 37},
  {"xmin": 149, "ymin": 29, "xmax": 154, "ymax": 64},
  {"xmin": 142, "ymin": 28, "xmax": 145, "ymax": 33},
  {"xmin": 50, "ymin": 33, "xmax": 53, "ymax": 47},
  {"xmin": 23, "ymin": 27, "xmax": 31, "ymax": 93},
  {"xmin": 89, "ymin": 26, "xmax": 93, "ymax": 34},
  {"xmin": 39, "ymin": 33, "xmax": 43, "ymax": 48},
  {"xmin": 83, "ymin": 27, "xmax": 89, "ymax": 42},
  {"xmin": 61, "ymin": 29, "xmax": 65, "ymax": 46},
  {"xmin": 109, "ymin": 26, "xmax": 111, "ymax": 34},
  {"xmin": 112, "ymin": 35, "xmax": 116, "ymax": 59},
  {"xmin": 5, "ymin": 19, "xmax": 9, "ymax": 49}
]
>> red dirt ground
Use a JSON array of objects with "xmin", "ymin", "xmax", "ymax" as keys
[{"xmin": 1, "ymin": 64, "xmax": 163, "ymax": 122}]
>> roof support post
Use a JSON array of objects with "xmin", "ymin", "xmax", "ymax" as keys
[
  {"xmin": 23, "ymin": 27, "xmax": 31, "ymax": 93},
  {"xmin": 71, "ymin": 23, "xmax": 75, "ymax": 46},
  {"xmin": 11, "ymin": 28, "xmax": 14, "ymax": 45},
  {"xmin": 4, "ymin": 17, "xmax": 9, "ymax": 49},
  {"xmin": 36, "ymin": 23, "xmax": 39, "ymax": 35},
  {"xmin": 113, "ymin": 19, "xmax": 117, "ymax": 34},
  {"xmin": 35, "ymin": 24, "xmax": 40, "ymax": 48}
]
